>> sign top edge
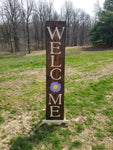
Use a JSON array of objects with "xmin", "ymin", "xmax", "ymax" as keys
[{"xmin": 46, "ymin": 21, "xmax": 66, "ymax": 24}]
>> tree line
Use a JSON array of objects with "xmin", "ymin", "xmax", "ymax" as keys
[
  {"xmin": 0, "ymin": 0, "xmax": 92, "ymax": 54},
  {"xmin": 89, "ymin": 0, "xmax": 113, "ymax": 47}
]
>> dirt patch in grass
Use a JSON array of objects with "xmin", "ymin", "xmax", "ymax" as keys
[
  {"xmin": 65, "ymin": 66, "xmax": 77, "ymax": 79},
  {"xmin": 1, "ymin": 59, "xmax": 113, "ymax": 89},
  {"xmin": 81, "ymin": 63, "xmax": 113, "ymax": 81},
  {"xmin": 0, "ymin": 68, "xmax": 46, "ymax": 88},
  {"xmin": 26, "ymin": 50, "xmax": 46, "ymax": 56},
  {"xmin": 67, "ymin": 113, "xmax": 111, "ymax": 150},
  {"xmin": 0, "ymin": 111, "xmax": 38, "ymax": 150},
  {"xmin": 0, "ymin": 68, "xmax": 46, "ymax": 80},
  {"xmin": 66, "ymin": 62, "xmax": 113, "ymax": 82},
  {"xmin": 105, "ymin": 139, "xmax": 113, "ymax": 150},
  {"xmin": 26, "ymin": 46, "xmax": 79, "ymax": 57},
  {"xmin": 1, "ymin": 49, "xmax": 113, "ymax": 149},
  {"xmin": 0, "ymin": 78, "xmax": 32, "ymax": 89}
]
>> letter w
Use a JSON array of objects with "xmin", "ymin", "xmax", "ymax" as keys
[
  {"xmin": 47, "ymin": 27, "xmax": 65, "ymax": 40},
  {"xmin": 49, "ymin": 94, "xmax": 62, "ymax": 105}
]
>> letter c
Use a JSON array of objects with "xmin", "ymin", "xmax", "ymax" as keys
[{"xmin": 50, "ymin": 68, "xmax": 61, "ymax": 80}]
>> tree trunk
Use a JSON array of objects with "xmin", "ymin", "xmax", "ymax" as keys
[
  {"xmin": 41, "ymin": 22, "xmax": 44, "ymax": 50},
  {"xmin": 9, "ymin": 35, "xmax": 13, "ymax": 53},
  {"xmin": 14, "ymin": 35, "xmax": 19, "ymax": 52},
  {"xmin": 66, "ymin": 21, "xmax": 70, "ymax": 46},
  {"xmin": 26, "ymin": 21, "xmax": 31, "ymax": 53},
  {"xmin": 13, "ymin": 24, "xmax": 20, "ymax": 53}
]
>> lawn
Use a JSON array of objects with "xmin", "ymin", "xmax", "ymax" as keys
[{"xmin": 0, "ymin": 46, "xmax": 113, "ymax": 150}]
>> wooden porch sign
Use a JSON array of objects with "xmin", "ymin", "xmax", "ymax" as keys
[{"xmin": 43, "ymin": 21, "xmax": 69, "ymax": 123}]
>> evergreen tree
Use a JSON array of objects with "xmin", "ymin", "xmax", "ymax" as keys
[
  {"xmin": 104, "ymin": 0, "xmax": 113, "ymax": 11},
  {"xmin": 89, "ymin": 0, "xmax": 113, "ymax": 46}
]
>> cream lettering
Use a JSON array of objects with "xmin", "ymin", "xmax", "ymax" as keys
[
  {"xmin": 45, "ymin": 21, "xmax": 66, "ymax": 120},
  {"xmin": 51, "ymin": 55, "xmax": 62, "ymax": 67},
  {"xmin": 50, "ymin": 68, "xmax": 61, "ymax": 80},
  {"xmin": 50, "ymin": 42, "xmax": 61, "ymax": 54},
  {"xmin": 49, "ymin": 94, "xmax": 62, "ymax": 105},
  {"xmin": 47, "ymin": 27, "xmax": 65, "ymax": 40},
  {"xmin": 50, "ymin": 106, "xmax": 61, "ymax": 117}
]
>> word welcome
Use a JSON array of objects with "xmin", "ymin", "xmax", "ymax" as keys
[{"xmin": 46, "ymin": 21, "xmax": 66, "ymax": 120}]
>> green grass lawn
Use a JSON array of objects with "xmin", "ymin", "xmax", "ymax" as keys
[{"xmin": 0, "ymin": 47, "xmax": 113, "ymax": 150}]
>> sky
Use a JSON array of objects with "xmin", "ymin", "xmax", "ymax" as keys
[
  {"xmin": 0, "ymin": 0, "xmax": 105, "ymax": 17},
  {"xmin": 53, "ymin": 0, "xmax": 105, "ymax": 16}
]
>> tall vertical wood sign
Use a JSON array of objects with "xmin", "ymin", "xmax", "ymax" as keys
[{"xmin": 43, "ymin": 21, "xmax": 68, "ymax": 123}]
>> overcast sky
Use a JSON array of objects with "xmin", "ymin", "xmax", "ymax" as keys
[
  {"xmin": 0, "ymin": 0, "xmax": 105, "ymax": 17},
  {"xmin": 53, "ymin": 0, "xmax": 105, "ymax": 16}
]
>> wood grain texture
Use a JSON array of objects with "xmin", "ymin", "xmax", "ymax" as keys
[{"xmin": 46, "ymin": 21, "xmax": 66, "ymax": 120}]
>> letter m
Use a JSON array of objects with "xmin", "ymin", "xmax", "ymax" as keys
[{"xmin": 49, "ymin": 94, "xmax": 62, "ymax": 105}]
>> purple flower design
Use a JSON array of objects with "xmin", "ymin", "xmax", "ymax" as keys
[{"xmin": 50, "ymin": 81, "xmax": 61, "ymax": 93}]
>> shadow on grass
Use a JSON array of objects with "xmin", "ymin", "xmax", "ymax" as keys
[
  {"xmin": 10, "ymin": 119, "xmax": 68, "ymax": 150},
  {"xmin": 82, "ymin": 45, "xmax": 113, "ymax": 51}
]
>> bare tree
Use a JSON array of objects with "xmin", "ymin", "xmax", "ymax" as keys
[
  {"xmin": 36, "ymin": 0, "xmax": 45, "ymax": 50},
  {"xmin": 61, "ymin": 1, "xmax": 73, "ymax": 46},
  {"xmin": 93, "ymin": 0, "xmax": 101, "ymax": 21},
  {"xmin": 0, "ymin": 8, "xmax": 13, "ymax": 52},
  {"xmin": 32, "ymin": 13, "xmax": 40, "ymax": 49},
  {"xmin": 71, "ymin": 9, "xmax": 80, "ymax": 46},
  {"xmin": 0, "ymin": 0, "xmax": 92, "ymax": 54},
  {"xmin": 46, "ymin": 1, "xmax": 54, "ymax": 21},
  {"xmin": 2, "ymin": 0, "xmax": 21, "ymax": 53},
  {"xmin": 21, "ymin": 0, "xmax": 34, "ymax": 53},
  {"xmin": 79, "ymin": 11, "xmax": 91, "ymax": 46},
  {"xmin": 52, "ymin": 11, "xmax": 59, "ymax": 21}
]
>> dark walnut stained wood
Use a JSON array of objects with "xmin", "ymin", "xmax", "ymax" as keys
[{"xmin": 46, "ymin": 21, "xmax": 66, "ymax": 120}]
